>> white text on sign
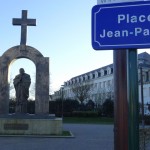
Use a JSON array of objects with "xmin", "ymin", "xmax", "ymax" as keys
[
  {"xmin": 100, "ymin": 28, "xmax": 150, "ymax": 38},
  {"xmin": 118, "ymin": 14, "xmax": 150, "ymax": 23},
  {"xmin": 100, "ymin": 14, "xmax": 150, "ymax": 38}
]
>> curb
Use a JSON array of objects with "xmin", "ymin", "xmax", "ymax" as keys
[{"xmin": 0, "ymin": 131, "xmax": 75, "ymax": 138}]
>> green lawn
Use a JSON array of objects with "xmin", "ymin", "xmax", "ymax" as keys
[
  {"xmin": 62, "ymin": 131, "xmax": 72, "ymax": 136},
  {"xmin": 63, "ymin": 117, "xmax": 114, "ymax": 124}
]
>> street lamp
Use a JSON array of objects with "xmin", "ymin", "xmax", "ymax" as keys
[
  {"xmin": 61, "ymin": 85, "xmax": 64, "ymax": 119},
  {"xmin": 140, "ymin": 66, "xmax": 144, "ymax": 129}
]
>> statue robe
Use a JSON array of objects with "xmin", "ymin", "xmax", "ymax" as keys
[{"xmin": 13, "ymin": 73, "xmax": 31, "ymax": 113}]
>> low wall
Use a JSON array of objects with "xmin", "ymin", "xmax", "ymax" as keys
[{"xmin": 0, "ymin": 114, "xmax": 62, "ymax": 135}]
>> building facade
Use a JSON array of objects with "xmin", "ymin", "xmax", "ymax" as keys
[
  {"xmin": 53, "ymin": 52, "xmax": 150, "ymax": 106},
  {"xmin": 62, "ymin": 64, "xmax": 114, "ymax": 105}
]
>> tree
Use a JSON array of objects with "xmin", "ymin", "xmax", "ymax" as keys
[
  {"xmin": 86, "ymin": 100, "xmax": 95, "ymax": 111},
  {"xmin": 63, "ymin": 99, "xmax": 80, "ymax": 112},
  {"xmin": 71, "ymin": 82, "xmax": 93, "ymax": 104},
  {"xmin": 102, "ymin": 99, "xmax": 114, "ymax": 117},
  {"xmin": 96, "ymin": 88, "xmax": 107, "ymax": 106},
  {"xmin": 106, "ymin": 83, "xmax": 114, "ymax": 100},
  {"xmin": 9, "ymin": 98, "xmax": 16, "ymax": 113},
  {"xmin": 9, "ymin": 75, "xmax": 15, "ymax": 98},
  {"xmin": 96, "ymin": 82, "xmax": 114, "ymax": 106},
  {"xmin": 148, "ymin": 104, "xmax": 150, "ymax": 112}
]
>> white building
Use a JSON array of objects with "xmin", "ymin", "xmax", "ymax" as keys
[
  {"xmin": 62, "ymin": 64, "xmax": 114, "ymax": 105},
  {"xmin": 53, "ymin": 52, "xmax": 150, "ymax": 106}
]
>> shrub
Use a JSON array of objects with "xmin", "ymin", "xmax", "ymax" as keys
[
  {"xmin": 27, "ymin": 100, "xmax": 35, "ymax": 114},
  {"xmin": 102, "ymin": 99, "xmax": 114, "ymax": 117},
  {"xmin": 49, "ymin": 99, "xmax": 80, "ymax": 116},
  {"xmin": 144, "ymin": 115, "xmax": 150, "ymax": 125},
  {"xmin": 85, "ymin": 100, "xmax": 95, "ymax": 111},
  {"xmin": 97, "ymin": 107, "xmax": 102, "ymax": 117},
  {"xmin": 9, "ymin": 99, "xmax": 35, "ymax": 114},
  {"xmin": 72, "ymin": 111, "xmax": 98, "ymax": 117},
  {"xmin": 9, "ymin": 99, "xmax": 16, "ymax": 113},
  {"xmin": 63, "ymin": 99, "xmax": 80, "ymax": 112}
]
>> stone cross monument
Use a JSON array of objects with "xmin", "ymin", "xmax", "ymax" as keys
[
  {"xmin": 13, "ymin": 10, "xmax": 36, "ymax": 45},
  {"xmin": 0, "ymin": 10, "xmax": 49, "ymax": 115},
  {"xmin": 0, "ymin": 10, "xmax": 62, "ymax": 137}
]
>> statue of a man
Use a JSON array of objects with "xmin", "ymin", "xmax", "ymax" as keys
[{"xmin": 13, "ymin": 68, "xmax": 31, "ymax": 114}]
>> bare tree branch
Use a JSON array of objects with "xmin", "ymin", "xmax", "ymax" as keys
[{"xmin": 71, "ymin": 82, "xmax": 93, "ymax": 104}]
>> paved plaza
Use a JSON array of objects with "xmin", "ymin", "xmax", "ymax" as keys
[{"xmin": 0, "ymin": 124, "xmax": 114, "ymax": 150}]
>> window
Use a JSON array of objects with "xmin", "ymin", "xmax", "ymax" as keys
[
  {"xmin": 73, "ymin": 79, "xmax": 75, "ymax": 84},
  {"xmin": 93, "ymin": 74, "xmax": 95, "ymax": 79},
  {"xmin": 146, "ymin": 72, "xmax": 149, "ymax": 82},
  {"xmin": 98, "ymin": 72, "xmax": 101, "ymax": 77},
  {"xmin": 111, "ymin": 68, "xmax": 113, "ymax": 74},
  {"xmin": 83, "ymin": 76, "xmax": 85, "ymax": 81},
  {"xmin": 79, "ymin": 78, "xmax": 81, "ymax": 82},
  {"xmin": 94, "ymin": 83, "xmax": 97, "ymax": 90}
]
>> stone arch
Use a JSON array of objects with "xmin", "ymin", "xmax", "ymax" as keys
[{"xmin": 0, "ymin": 45, "xmax": 49, "ymax": 114}]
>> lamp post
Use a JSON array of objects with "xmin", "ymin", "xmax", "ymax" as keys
[
  {"xmin": 61, "ymin": 85, "xmax": 64, "ymax": 119},
  {"xmin": 139, "ymin": 63, "xmax": 150, "ymax": 128},
  {"xmin": 140, "ymin": 66, "xmax": 144, "ymax": 129}
]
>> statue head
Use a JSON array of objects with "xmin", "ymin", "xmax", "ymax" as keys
[{"xmin": 19, "ymin": 68, "xmax": 25, "ymax": 75}]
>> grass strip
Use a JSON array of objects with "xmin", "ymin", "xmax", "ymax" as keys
[
  {"xmin": 62, "ymin": 131, "xmax": 72, "ymax": 136},
  {"xmin": 63, "ymin": 117, "xmax": 114, "ymax": 124}
]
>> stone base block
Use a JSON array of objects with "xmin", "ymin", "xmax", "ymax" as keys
[{"xmin": 0, "ymin": 115, "xmax": 62, "ymax": 135}]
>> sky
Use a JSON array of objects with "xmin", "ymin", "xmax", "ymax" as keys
[{"xmin": 0, "ymin": 0, "xmax": 149, "ymax": 97}]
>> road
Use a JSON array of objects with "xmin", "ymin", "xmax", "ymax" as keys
[{"xmin": 0, "ymin": 124, "xmax": 114, "ymax": 150}]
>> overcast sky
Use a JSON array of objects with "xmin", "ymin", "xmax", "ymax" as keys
[{"xmin": 0, "ymin": 0, "xmax": 149, "ymax": 97}]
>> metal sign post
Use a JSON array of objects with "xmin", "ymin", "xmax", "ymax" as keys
[
  {"xmin": 113, "ymin": 50, "xmax": 128, "ymax": 150},
  {"xmin": 113, "ymin": 48, "xmax": 139, "ymax": 150},
  {"xmin": 127, "ymin": 49, "xmax": 139, "ymax": 150}
]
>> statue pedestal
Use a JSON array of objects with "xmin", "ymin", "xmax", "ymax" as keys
[{"xmin": 0, "ymin": 114, "xmax": 62, "ymax": 136}]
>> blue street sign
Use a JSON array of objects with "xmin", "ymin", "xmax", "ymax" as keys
[{"xmin": 92, "ymin": 1, "xmax": 150, "ymax": 50}]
